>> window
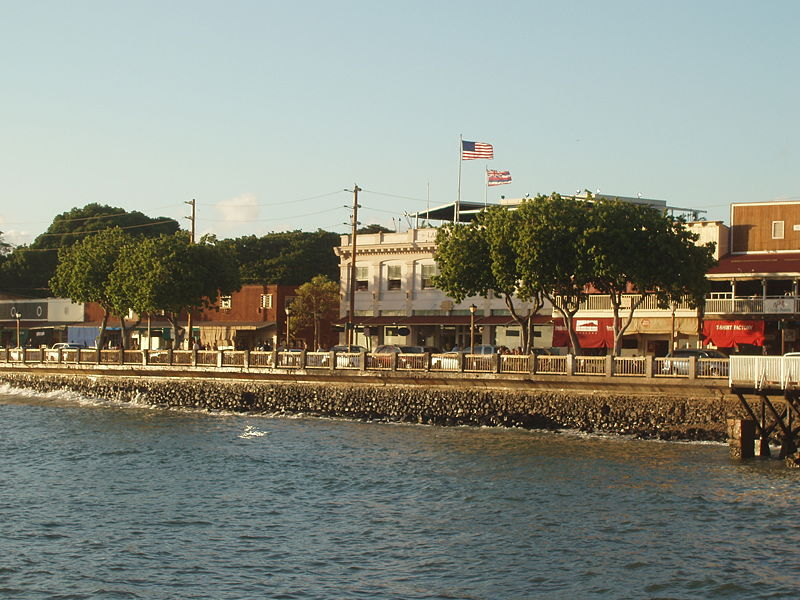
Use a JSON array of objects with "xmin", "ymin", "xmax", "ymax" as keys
[
  {"xmin": 220, "ymin": 296, "xmax": 232, "ymax": 309},
  {"xmin": 421, "ymin": 264, "xmax": 437, "ymax": 289},
  {"xmin": 387, "ymin": 265, "xmax": 402, "ymax": 290},
  {"xmin": 772, "ymin": 221, "xmax": 785, "ymax": 239},
  {"xmin": 355, "ymin": 267, "xmax": 369, "ymax": 291},
  {"xmin": 260, "ymin": 294, "xmax": 273, "ymax": 309}
]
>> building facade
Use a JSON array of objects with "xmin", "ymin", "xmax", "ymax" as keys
[{"xmin": 334, "ymin": 228, "xmax": 554, "ymax": 352}]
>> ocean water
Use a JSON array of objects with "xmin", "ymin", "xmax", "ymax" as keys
[{"xmin": 1, "ymin": 384, "xmax": 799, "ymax": 600}]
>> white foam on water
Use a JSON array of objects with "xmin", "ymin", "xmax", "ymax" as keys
[{"xmin": 238, "ymin": 425, "xmax": 268, "ymax": 439}]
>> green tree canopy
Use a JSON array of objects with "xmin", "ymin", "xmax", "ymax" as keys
[
  {"xmin": 218, "ymin": 229, "xmax": 340, "ymax": 285},
  {"xmin": 1, "ymin": 204, "xmax": 179, "ymax": 297},
  {"xmin": 109, "ymin": 232, "xmax": 241, "ymax": 346},
  {"xmin": 49, "ymin": 227, "xmax": 135, "ymax": 348},
  {"xmin": 513, "ymin": 194, "xmax": 594, "ymax": 353},
  {"xmin": 357, "ymin": 224, "xmax": 393, "ymax": 234},
  {"xmin": 287, "ymin": 275, "xmax": 340, "ymax": 350},
  {"xmin": 434, "ymin": 207, "xmax": 545, "ymax": 352},
  {"xmin": 584, "ymin": 199, "xmax": 716, "ymax": 355}
]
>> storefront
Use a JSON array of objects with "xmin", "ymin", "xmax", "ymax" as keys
[{"xmin": 702, "ymin": 319, "xmax": 765, "ymax": 352}]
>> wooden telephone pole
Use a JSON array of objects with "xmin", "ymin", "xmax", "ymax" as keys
[
  {"xmin": 184, "ymin": 199, "xmax": 196, "ymax": 349},
  {"xmin": 347, "ymin": 185, "xmax": 361, "ymax": 350}
]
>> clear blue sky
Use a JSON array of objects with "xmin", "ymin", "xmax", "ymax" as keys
[{"xmin": 1, "ymin": 0, "xmax": 798, "ymax": 245}]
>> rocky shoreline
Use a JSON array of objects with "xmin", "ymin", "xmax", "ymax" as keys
[{"xmin": 0, "ymin": 372, "xmax": 742, "ymax": 442}]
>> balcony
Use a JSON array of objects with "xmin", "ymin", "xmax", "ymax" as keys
[
  {"xmin": 704, "ymin": 293, "xmax": 796, "ymax": 315},
  {"xmin": 575, "ymin": 293, "xmax": 798, "ymax": 317}
]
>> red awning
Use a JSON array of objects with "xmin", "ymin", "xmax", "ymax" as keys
[
  {"xmin": 702, "ymin": 320, "xmax": 765, "ymax": 347},
  {"xmin": 552, "ymin": 318, "xmax": 616, "ymax": 348}
]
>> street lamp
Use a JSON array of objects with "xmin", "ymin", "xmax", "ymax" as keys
[
  {"xmin": 285, "ymin": 306, "xmax": 291, "ymax": 348},
  {"xmin": 469, "ymin": 304, "xmax": 477, "ymax": 354},
  {"xmin": 14, "ymin": 309, "xmax": 22, "ymax": 349}
]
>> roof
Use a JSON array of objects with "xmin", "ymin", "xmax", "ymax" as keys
[
  {"xmin": 409, "ymin": 201, "xmax": 500, "ymax": 223},
  {"xmin": 707, "ymin": 252, "xmax": 800, "ymax": 278}
]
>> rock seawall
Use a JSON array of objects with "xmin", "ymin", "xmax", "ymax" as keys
[{"xmin": 0, "ymin": 372, "xmax": 742, "ymax": 442}]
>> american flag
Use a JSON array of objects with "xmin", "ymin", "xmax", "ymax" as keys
[
  {"xmin": 487, "ymin": 170, "xmax": 512, "ymax": 186},
  {"xmin": 461, "ymin": 140, "xmax": 493, "ymax": 160}
]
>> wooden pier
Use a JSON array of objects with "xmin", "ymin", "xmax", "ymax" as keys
[{"xmin": 729, "ymin": 356, "xmax": 800, "ymax": 465}]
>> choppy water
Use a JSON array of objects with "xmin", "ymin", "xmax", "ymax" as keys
[{"xmin": 1, "ymin": 384, "xmax": 799, "ymax": 600}]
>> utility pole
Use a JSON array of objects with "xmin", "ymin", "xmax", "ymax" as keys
[
  {"xmin": 184, "ymin": 199, "xmax": 196, "ymax": 244},
  {"xmin": 347, "ymin": 185, "xmax": 361, "ymax": 351},
  {"xmin": 184, "ymin": 199, "xmax": 196, "ymax": 350}
]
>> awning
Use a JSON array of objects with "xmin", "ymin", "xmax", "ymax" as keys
[
  {"xmin": 625, "ymin": 317, "xmax": 698, "ymax": 335},
  {"xmin": 702, "ymin": 320, "xmax": 765, "ymax": 347},
  {"xmin": 552, "ymin": 318, "xmax": 616, "ymax": 348}
]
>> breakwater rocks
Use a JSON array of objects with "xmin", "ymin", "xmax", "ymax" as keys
[{"xmin": 0, "ymin": 372, "xmax": 742, "ymax": 442}]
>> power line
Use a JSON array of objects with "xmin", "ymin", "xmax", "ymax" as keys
[
  {"xmin": 0, "ymin": 206, "xmax": 184, "ymax": 226},
  {"xmin": 196, "ymin": 206, "xmax": 342, "ymax": 223},
  {"xmin": 196, "ymin": 190, "xmax": 346, "ymax": 209}
]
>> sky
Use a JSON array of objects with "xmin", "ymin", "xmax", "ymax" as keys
[{"xmin": 1, "ymin": 0, "xmax": 799, "ymax": 246}]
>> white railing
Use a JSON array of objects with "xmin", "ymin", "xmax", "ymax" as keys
[
  {"xmin": 4, "ymin": 348, "xmax": 739, "ymax": 382},
  {"xmin": 500, "ymin": 355, "xmax": 530, "ymax": 373},
  {"xmin": 574, "ymin": 356, "xmax": 606, "ymax": 376},
  {"xmin": 464, "ymin": 354, "xmax": 494, "ymax": 372},
  {"xmin": 580, "ymin": 294, "xmax": 694, "ymax": 311},
  {"xmin": 729, "ymin": 356, "xmax": 800, "ymax": 389},
  {"xmin": 305, "ymin": 352, "xmax": 329, "ymax": 369},
  {"xmin": 536, "ymin": 355, "xmax": 568, "ymax": 375},
  {"xmin": 397, "ymin": 353, "xmax": 427, "ymax": 371},
  {"xmin": 614, "ymin": 357, "xmax": 647, "ymax": 376}
]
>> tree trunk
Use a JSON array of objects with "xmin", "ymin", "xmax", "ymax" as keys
[
  {"xmin": 97, "ymin": 309, "xmax": 110, "ymax": 349},
  {"xmin": 611, "ymin": 293, "xmax": 646, "ymax": 357},
  {"xmin": 549, "ymin": 295, "xmax": 583, "ymax": 355},
  {"xmin": 165, "ymin": 312, "xmax": 185, "ymax": 349}
]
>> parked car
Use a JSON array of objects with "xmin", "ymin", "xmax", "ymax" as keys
[
  {"xmin": 51, "ymin": 342, "xmax": 85, "ymax": 350},
  {"xmin": 45, "ymin": 342, "xmax": 85, "ymax": 361},
  {"xmin": 662, "ymin": 348, "xmax": 728, "ymax": 375},
  {"xmin": 331, "ymin": 345, "xmax": 367, "ymax": 353},
  {"xmin": 329, "ymin": 345, "xmax": 367, "ymax": 367}
]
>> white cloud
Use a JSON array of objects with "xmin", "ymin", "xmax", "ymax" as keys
[
  {"xmin": 0, "ymin": 219, "xmax": 32, "ymax": 247},
  {"xmin": 214, "ymin": 193, "xmax": 260, "ymax": 228}
]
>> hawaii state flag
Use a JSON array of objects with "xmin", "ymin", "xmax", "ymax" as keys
[{"xmin": 487, "ymin": 170, "xmax": 512, "ymax": 186}]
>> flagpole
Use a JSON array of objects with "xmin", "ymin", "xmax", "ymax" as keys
[
  {"xmin": 455, "ymin": 134, "xmax": 462, "ymax": 223},
  {"xmin": 484, "ymin": 166, "xmax": 488, "ymax": 207}
]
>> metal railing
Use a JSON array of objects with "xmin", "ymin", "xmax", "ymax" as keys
[{"xmin": 1, "ymin": 347, "xmax": 736, "ymax": 381}]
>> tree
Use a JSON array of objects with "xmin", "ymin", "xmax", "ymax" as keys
[
  {"xmin": 286, "ymin": 275, "xmax": 340, "ymax": 350},
  {"xmin": 1, "ymin": 204, "xmax": 178, "ymax": 297},
  {"xmin": 49, "ymin": 227, "xmax": 135, "ymax": 348},
  {"xmin": 514, "ymin": 195, "xmax": 594, "ymax": 354},
  {"xmin": 0, "ymin": 231, "xmax": 11, "ymax": 257},
  {"xmin": 584, "ymin": 199, "xmax": 717, "ymax": 356},
  {"xmin": 434, "ymin": 208, "xmax": 545, "ymax": 353},
  {"xmin": 218, "ymin": 229, "xmax": 340, "ymax": 285},
  {"xmin": 357, "ymin": 224, "xmax": 392, "ymax": 234},
  {"xmin": 110, "ymin": 232, "xmax": 241, "ymax": 347}
]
